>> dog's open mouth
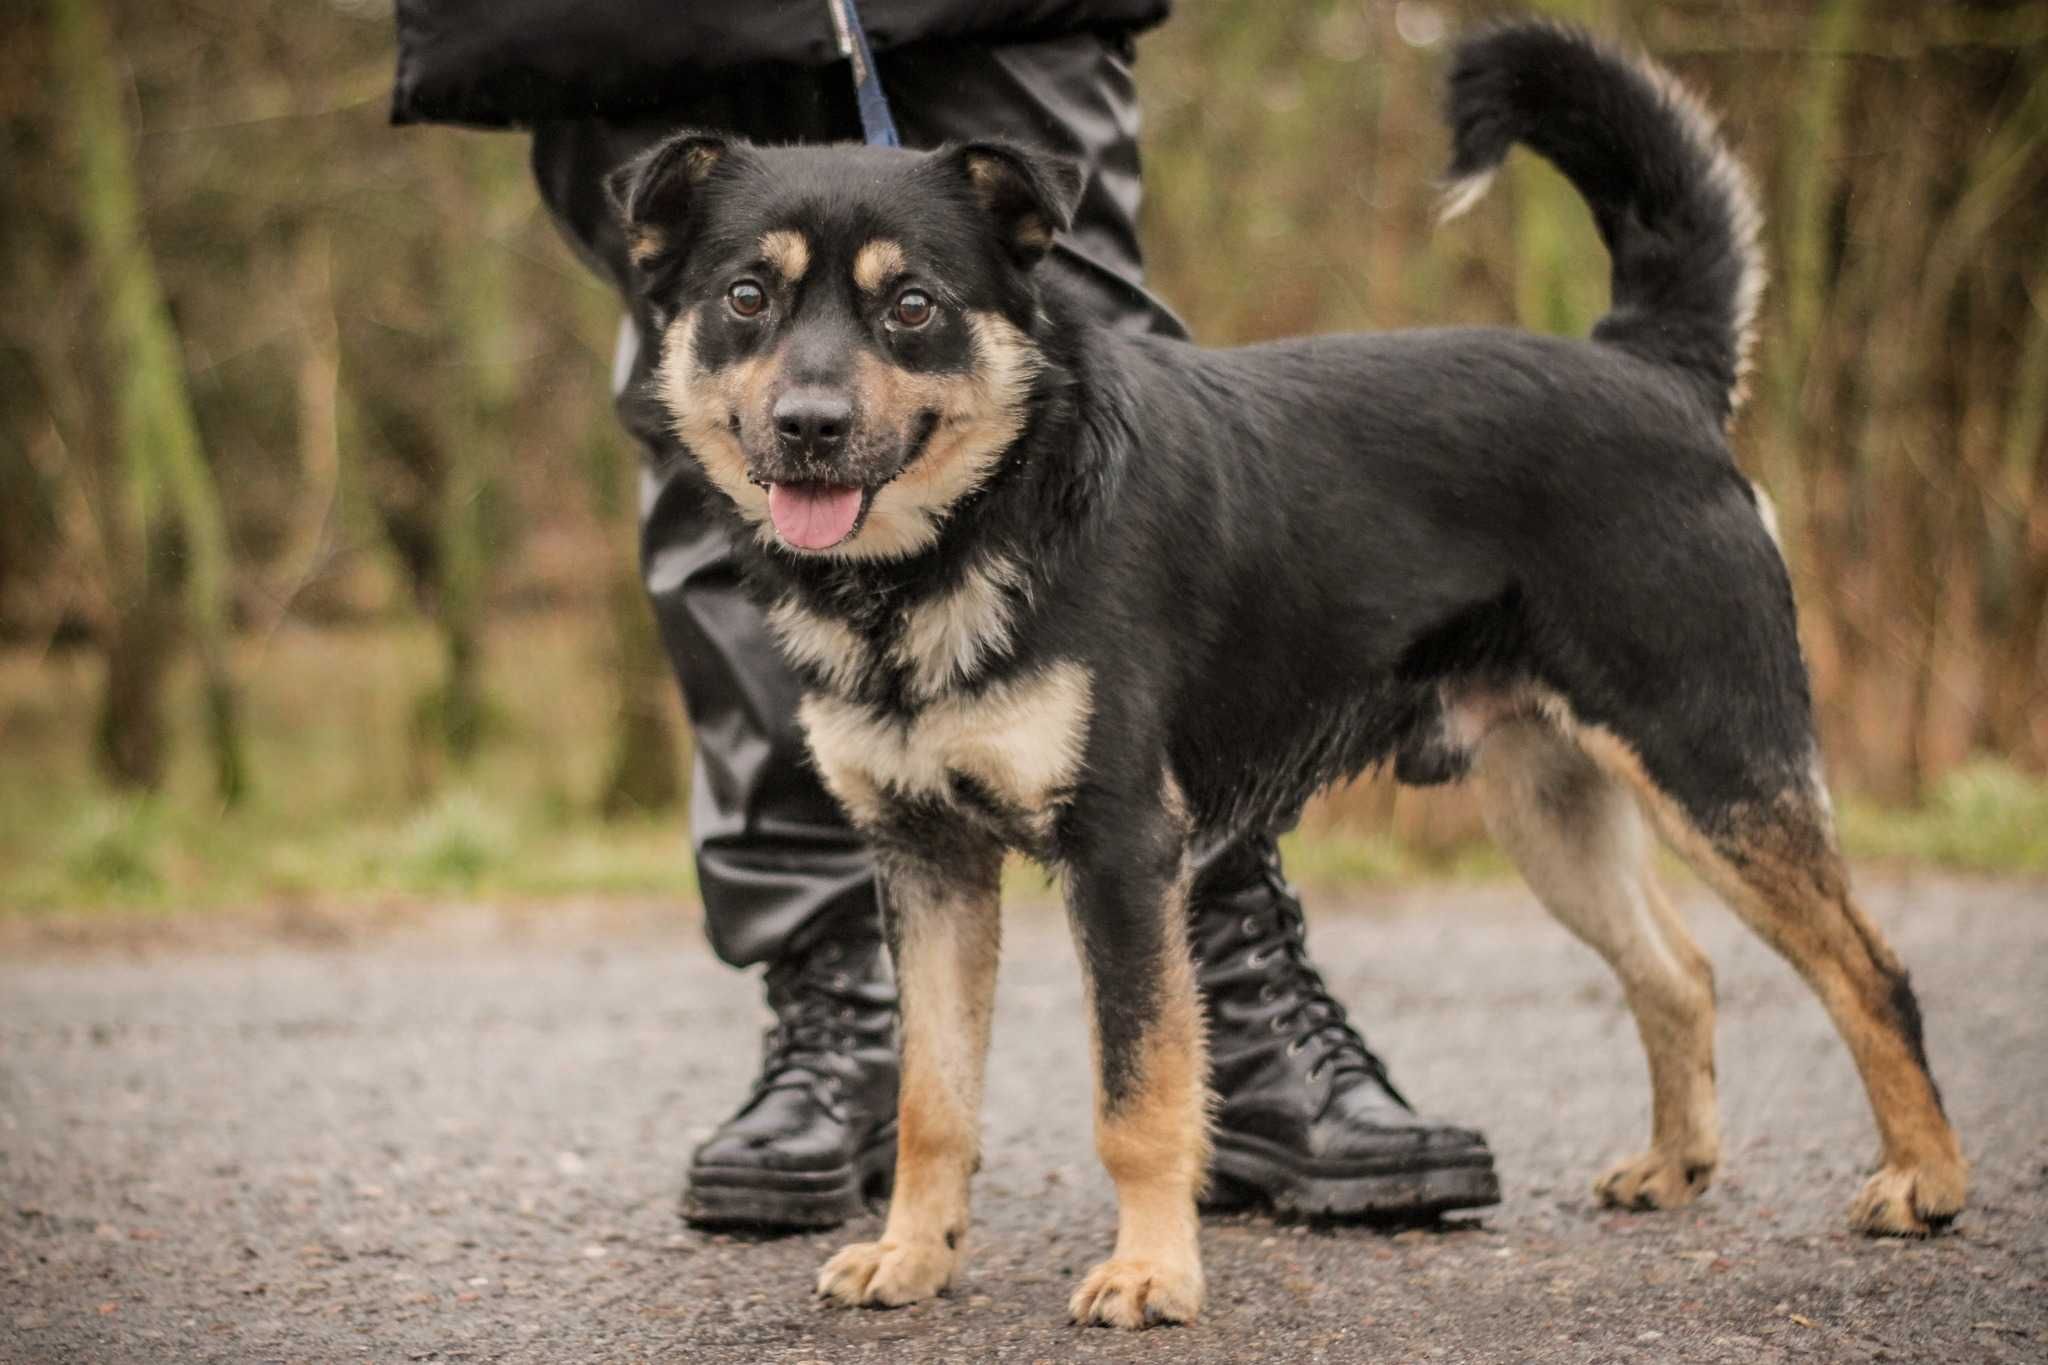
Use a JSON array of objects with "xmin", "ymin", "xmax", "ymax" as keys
[
  {"xmin": 759, "ymin": 412, "xmax": 940, "ymax": 552},
  {"xmin": 767, "ymin": 481, "xmax": 869, "ymax": 551}
]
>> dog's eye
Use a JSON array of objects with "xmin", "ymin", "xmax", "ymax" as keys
[
  {"xmin": 892, "ymin": 289, "xmax": 934, "ymax": 328},
  {"xmin": 728, "ymin": 280, "xmax": 767, "ymax": 319}
]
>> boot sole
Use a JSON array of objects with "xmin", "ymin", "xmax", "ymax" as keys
[
  {"xmin": 1204, "ymin": 1129, "xmax": 1502, "ymax": 1220},
  {"xmin": 682, "ymin": 1122, "xmax": 896, "ymax": 1232}
]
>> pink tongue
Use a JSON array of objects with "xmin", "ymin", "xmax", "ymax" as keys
[{"xmin": 768, "ymin": 482, "xmax": 864, "ymax": 550}]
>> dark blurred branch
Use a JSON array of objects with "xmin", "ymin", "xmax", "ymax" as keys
[{"xmin": 56, "ymin": 0, "xmax": 246, "ymax": 803}]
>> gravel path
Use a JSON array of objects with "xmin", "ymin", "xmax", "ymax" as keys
[{"xmin": 3, "ymin": 876, "xmax": 2045, "ymax": 1363}]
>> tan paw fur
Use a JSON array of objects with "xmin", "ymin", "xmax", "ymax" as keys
[
  {"xmin": 1068, "ymin": 1257, "xmax": 1202, "ymax": 1329},
  {"xmin": 1594, "ymin": 1150, "xmax": 1714, "ymax": 1211},
  {"xmin": 1848, "ymin": 1161, "xmax": 1967, "ymax": 1237},
  {"xmin": 816, "ymin": 1239, "xmax": 956, "ymax": 1308}
]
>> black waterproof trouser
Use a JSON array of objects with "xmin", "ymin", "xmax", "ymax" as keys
[{"xmin": 532, "ymin": 32, "xmax": 1186, "ymax": 967}]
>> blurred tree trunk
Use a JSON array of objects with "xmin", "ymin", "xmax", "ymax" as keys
[
  {"xmin": 56, "ymin": 0, "xmax": 246, "ymax": 803},
  {"xmin": 1981, "ymin": 274, "xmax": 2048, "ymax": 758},
  {"xmin": 93, "ymin": 520, "xmax": 178, "ymax": 790},
  {"xmin": 257, "ymin": 225, "xmax": 347, "ymax": 627},
  {"xmin": 409, "ymin": 137, "xmax": 521, "ymax": 778}
]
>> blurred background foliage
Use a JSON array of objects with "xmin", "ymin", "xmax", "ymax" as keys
[{"xmin": 1, "ymin": 0, "xmax": 2044, "ymax": 912}]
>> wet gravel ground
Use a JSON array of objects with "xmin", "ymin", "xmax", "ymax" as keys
[{"xmin": 3, "ymin": 876, "xmax": 2045, "ymax": 1364}]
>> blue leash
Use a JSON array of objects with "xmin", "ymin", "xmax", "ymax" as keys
[{"xmin": 825, "ymin": 0, "xmax": 900, "ymax": 147}]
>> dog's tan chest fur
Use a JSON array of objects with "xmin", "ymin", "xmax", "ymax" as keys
[
  {"xmin": 799, "ymin": 661, "xmax": 1092, "ymax": 843},
  {"xmin": 892, "ymin": 556, "xmax": 1026, "ymax": 700}
]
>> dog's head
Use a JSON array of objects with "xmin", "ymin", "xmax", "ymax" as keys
[{"xmin": 608, "ymin": 134, "xmax": 1080, "ymax": 560}]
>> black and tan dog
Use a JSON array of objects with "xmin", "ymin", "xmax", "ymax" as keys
[{"xmin": 607, "ymin": 22, "xmax": 1968, "ymax": 1329}]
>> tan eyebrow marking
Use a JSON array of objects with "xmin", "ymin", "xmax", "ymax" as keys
[
  {"xmin": 628, "ymin": 227, "xmax": 667, "ymax": 266},
  {"xmin": 853, "ymin": 238, "xmax": 907, "ymax": 294},
  {"xmin": 760, "ymin": 230, "xmax": 811, "ymax": 284}
]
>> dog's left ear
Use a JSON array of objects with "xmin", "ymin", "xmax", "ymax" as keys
[
  {"xmin": 951, "ymin": 141, "xmax": 1083, "ymax": 270},
  {"xmin": 606, "ymin": 131, "xmax": 733, "ymax": 273}
]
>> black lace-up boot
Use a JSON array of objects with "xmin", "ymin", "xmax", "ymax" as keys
[
  {"xmin": 1194, "ymin": 836, "xmax": 1500, "ymax": 1219},
  {"xmin": 683, "ymin": 924, "xmax": 899, "ymax": 1230}
]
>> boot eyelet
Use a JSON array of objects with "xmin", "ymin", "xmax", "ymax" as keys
[
  {"xmin": 832, "ymin": 973, "xmax": 851, "ymax": 989},
  {"xmin": 1245, "ymin": 948, "xmax": 1271, "ymax": 969},
  {"xmin": 1241, "ymin": 914, "xmax": 1261, "ymax": 937},
  {"xmin": 1307, "ymin": 1062, "xmax": 1326, "ymax": 1082},
  {"xmin": 1287, "ymin": 1038, "xmax": 1307, "ymax": 1056},
  {"xmin": 1258, "ymin": 983, "xmax": 1279, "ymax": 1003},
  {"xmin": 1270, "ymin": 1015, "xmax": 1289, "ymax": 1034}
]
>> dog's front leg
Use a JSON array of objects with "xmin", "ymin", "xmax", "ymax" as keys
[
  {"xmin": 1063, "ymin": 785, "xmax": 1208, "ymax": 1329},
  {"xmin": 818, "ymin": 842, "xmax": 1002, "ymax": 1309}
]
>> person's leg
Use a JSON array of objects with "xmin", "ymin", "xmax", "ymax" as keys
[{"xmin": 537, "ymin": 100, "xmax": 903, "ymax": 1229}]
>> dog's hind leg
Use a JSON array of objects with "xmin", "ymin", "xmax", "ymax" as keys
[
  {"xmin": 1573, "ymin": 730, "xmax": 1968, "ymax": 1236},
  {"xmin": 1063, "ymin": 781, "xmax": 1208, "ymax": 1329},
  {"xmin": 1473, "ymin": 719, "xmax": 1721, "ymax": 1211},
  {"xmin": 818, "ymin": 844, "xmax": 1003, "ymax": 1308}
]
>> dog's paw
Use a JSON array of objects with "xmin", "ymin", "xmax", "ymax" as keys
[
  {"xmin": 1593, "ymin": 1150, "xmax": 1713, "ymax": 1211},
  {"xmin": 816, "ymin": 1239, "xmax": 955, "ymax": 1308},
  {"xmin": 1848, "ymin": 1161, "xmax": 1967, "ymax": 1237},
  {"xmin": 1068, "ymin": 1257, "xmax": 1202, "ymax": 1329}
]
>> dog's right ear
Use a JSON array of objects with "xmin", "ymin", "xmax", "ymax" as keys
[
  {"xmin": 949, "ymin": 141, "xmax": 1082, "ymax": 270},
  {"xmin": 606, "ymin": 131, "xmax": 732, "ymax": 272}
]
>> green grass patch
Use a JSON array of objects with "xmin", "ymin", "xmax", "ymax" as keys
[
  {"xmin": 0, "ymin": 616, "xmax": 696, "ymax": 915},
  {"xmin": 3, "ymin": 783, "xmax": 696, "ymax": 914},
  {"xmin": 2, "ymin": 617, "xmax": 2043, "ymax": 918},
  {"xmin": 1840, "ymin": 760, "xmax": 2048, "ymax": 874},
  {"xmin": 1278, "ymin": 828, "xmax": 1510, "ymax": 889}
]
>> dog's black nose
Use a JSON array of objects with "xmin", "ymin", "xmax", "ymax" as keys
[{"xmin": 773, "ymin": 390, "xmax": 852, "ymax": 455}]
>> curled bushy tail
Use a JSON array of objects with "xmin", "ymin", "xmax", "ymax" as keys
[{"xmin": 1442, "ymin": 21, "xmax": 1765, "ymax": 422}]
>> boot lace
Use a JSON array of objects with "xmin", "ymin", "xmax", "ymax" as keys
[
  {"xmin": 1243, "ymin": 841, "xmax": 1411, "ymax": 1103},
  {"xmin": 754, "ymin": 943, "xmax": 863, "ymax": 1105}
]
